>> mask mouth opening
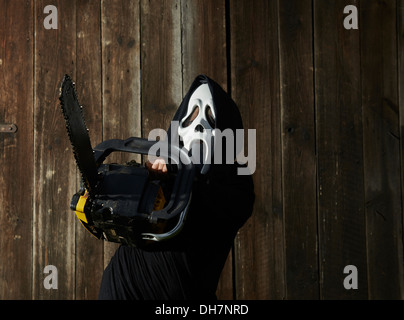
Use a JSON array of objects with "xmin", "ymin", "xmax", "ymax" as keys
[{"xmin": 187, "ymin": 139, "xmax": 212, "ymax": 166}]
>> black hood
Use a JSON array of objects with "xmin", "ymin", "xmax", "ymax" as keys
[{"xmin": 168, "ymin": 75, "xmax": 244, "ymax": 174}]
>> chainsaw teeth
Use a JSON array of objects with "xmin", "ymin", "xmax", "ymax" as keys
[{"xmin": 60, "ymin": 75, "xmax": 98, "ymax": 196}]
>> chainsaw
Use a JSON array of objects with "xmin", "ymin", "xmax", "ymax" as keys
[{"xmin": 59, "ymin": 75, "xmax": 195, "ymax": 247}]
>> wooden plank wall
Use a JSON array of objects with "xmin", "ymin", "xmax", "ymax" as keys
[{"xmin": 0, "ymin": 0, "xmax": 403, "ymax": 300}]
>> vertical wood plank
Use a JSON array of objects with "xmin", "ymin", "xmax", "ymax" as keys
[
  {"xmin": 75, "ymin": 0, "xmax": 104, "ymax": 299},
  {"xmin": 314, "ymin": 0, "xmax": 367, "ymax": 299},
  {"xmin": 181, "ymin": 0, "xmax": 227, "ymax": 88},
  {"xmin": 230, "ymin": 0, "xmax": 284, "ymax": 299},
  {"xmin": 0, "ymin": 0, "xmax": 34, "ymax": 299},
  {"xmin": 33, "ymin": 0, "xmax": 77, "ymax": 299},
  {"xmin": 101, "ymin": 0, "xmax": 142, "ymax": 268},
  {"xmin": 140, "ymin": 0, "xmax": 182, "ymax": 138},
  {"xmin": 278, "ymin": 0, "xmax": 319, "ymax": 299},
  {"xmin": 361, "ymin": 0, "xmax": 404, "ymax": 299},
  {"xmin": 181, "ymin": 0, "xmax": 232, "ymax": 300}
]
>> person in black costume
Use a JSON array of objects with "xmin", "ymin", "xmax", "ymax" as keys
[{"xmin": 98, "ymin": 75, "xmax": 255, "ymax": 300}]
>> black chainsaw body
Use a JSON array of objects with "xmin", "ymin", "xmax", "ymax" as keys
[
  {"xmin": 60, "ymin": 75, "xmax": 194, "ymax": 247},
  {"xmin": 71, "ymin": 137, "xmax": 195, "ymax": 248}
]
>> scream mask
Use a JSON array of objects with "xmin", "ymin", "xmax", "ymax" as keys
[
  {"xmin": 178, "ymin": 83, "xmax": 216, "ymax": 174},
  {"xmin": 169, "ymin": 75, "xmax": 244, "ymax": 175}
]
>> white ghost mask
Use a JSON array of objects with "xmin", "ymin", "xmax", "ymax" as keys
[{"xmin": 178, "ymin": 83, "xmax": 216, "ymax": 174}]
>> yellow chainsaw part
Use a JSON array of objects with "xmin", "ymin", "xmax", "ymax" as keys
[{"xmin": 75, "ymin": 191, "xmax": 89, "ymax": 224}]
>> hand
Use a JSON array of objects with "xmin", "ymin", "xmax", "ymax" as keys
[{"xmin": 146, "ymin": 158, "xmax": 168, "ymax": 174}]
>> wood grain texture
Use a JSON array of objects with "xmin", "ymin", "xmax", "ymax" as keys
[
  {"xmin": 33, "ymin": 0, "xmax": 77, "ymax": 299},
  {"xmin": 230, "ymin": 0, "xmax": 284, "ymax": 299},
  {"xmin": 314, "ymin": 0, "xmax": 367, "ymax": 299},
  {"xmin": 361, "ymin": 0, "xmax": 404, "ymax": 299},
  {"xmin": 140, "ymin": 0, "xmax": 182, "ymax": 138},
  {"xmin": 279, "ymin": 0, "xmax": 318, "ymax": 299},
  {"xmin": 0, "ymin": 0, "xmax": 34, "ymax": 299},
  {"xmin": 181, "ymin": 0, "xmax": 227, "ymax": 89}
]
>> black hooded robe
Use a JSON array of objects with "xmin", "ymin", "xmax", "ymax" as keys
[{"xmin": 98, "ymin": 75, "xmax": 255, "ymax": 300}]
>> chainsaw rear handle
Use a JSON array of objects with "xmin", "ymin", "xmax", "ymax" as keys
[{"xmin": 93, "ymin": 137, "xmax": 195, "ymax": 224}]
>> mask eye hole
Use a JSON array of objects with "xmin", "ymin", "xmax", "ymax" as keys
[
  {"xmin": 205, "ymin": 106, "xmax": 215, "ymax": 128},
  {"xmin": 182, "ymin": 105, "xmax": 199, "ymax": 128}
]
